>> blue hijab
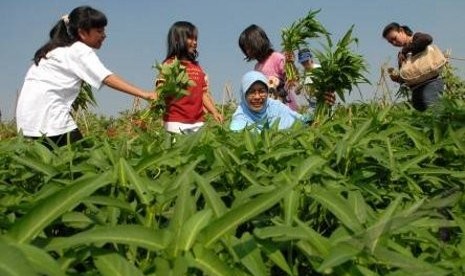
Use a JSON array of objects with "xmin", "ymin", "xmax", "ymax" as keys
[{"xmin": 230, "ymin": 71, "xmax": 305, "ymax": 131}]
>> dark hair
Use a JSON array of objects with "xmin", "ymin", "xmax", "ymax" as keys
[
  {"xmin": 165, "ymin": 21, "xmax": 199, "ymax": 62},
  {"xmin": 238, "ymin": 24, "xmax": 274, "ymax": 62},
  {"xmin": 382, "ymin": 22, "xmax": 413, "ymax": 38},
  {"xmin": 33, "ymin": 6, "xmax": 107, "ymax": 65}
]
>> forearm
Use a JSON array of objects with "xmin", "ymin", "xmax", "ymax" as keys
[
  {"xmin": 103, "ymin": 74, "xmax": 153, "ymax": 100},
  {"xmin": 202, "ymin": 92, "xmax": 219, "ymax": 115}
]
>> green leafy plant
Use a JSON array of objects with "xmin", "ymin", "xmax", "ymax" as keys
[
  {"xmin": 311, "ymin": 25, "xmax": 370, "ymax": 123},
  {"xmin": 72, "ymin": 81, "xmax": 97, "ymax": 112},
  {"xmin": 281, "ymin": 9, "xmax": 328, "ymax": 81},
  {"xmin": 142, "ymin": 58, "xmax": 195, "ymax": 120}
]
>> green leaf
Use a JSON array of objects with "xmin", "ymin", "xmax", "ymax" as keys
[
  {"xmin": 0, "ymin": 241, "xmax": 36, "ymax": 276},
  {"xmin": 167, "ymin": 172, "xmax": 196, "ymax": 257},
  {"xmin": 363, "ymin": 197, "xmax": 402, "ymax": 253},
  {"xmin": 82, "ymin": 195, "xmax": 135, "ymax": 212},
  {"xmin": 94, "ymin": 253, "xmax": 144, "ymax": 276},
  {"xmin": 256, "ymin": 239, "xmax": 294, "ymax": 275},
  {"xmin": 178, "ymin": 210, "xmax": 213, "ymax": 252},
  {"xmin": 373, "ymin": 247, "xmax": 449, "ymax": 276},
  {"xmin": 283, "ymin": 189, "xmax": 300, "ymax": 226},
  {"xmin": 317, "ymin": 241, "xmax": 362, "ymax": 272},
  {"xmin": 193, "ymin": 172, "xmax": 228, "ymax": 217},
  {"xmin": 11, "ymin": 155, "xmax": 58, "ymax": 177},
  {"xmin": 118, "ymin": 158, "xmax": 154, "ymax": 205},
  {"xmin": 190, "ymin": 244, "xmax": 237, "ymax": 276},
  {"xmin": 348, "ymin": 190, "xmax": 369, "ymax": 225},
  {"xmin": 311, "ymin": 186, "xmax": 363, "ymax": 233},
  {"xmin": 294, "ymin": 155, "xmax": 326, "ymax": 181},
  {"xmin": 230, "ymin": 234, "xmax": 268, "ymax": 276},
  {"xmin": 8, "ymin": 172, "xmax": 113, "ymax": 244},
  {"xmin": 45, "ymin": 225, "xmax": 171, "ymax": 252},
  {"xmin": 201, "ymin": 175, "xmax": 298, "ymax": 247}
]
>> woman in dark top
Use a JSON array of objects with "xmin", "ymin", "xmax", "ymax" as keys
[{"xmin": 382, "ymin": 22, "xmax": 444, "ymax": 111}]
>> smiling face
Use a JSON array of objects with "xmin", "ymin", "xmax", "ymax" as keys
[
  {"xmin": 78, "ymin": 27, "xmax": 106, "ymax": 49},
  {"xmin": 245, "ymin": 81, "xmax": 268, "ymax": 112},
  {"xmin": 186, "ymin": 36, "xmax": 198, "ymax": 55},
  {"xmin": 384, "ymin": 29, "xmax": 410, "ymax": 47}
]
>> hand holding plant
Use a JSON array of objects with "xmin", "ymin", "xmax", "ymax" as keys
[
  {"xmin": 141, "ymin": 58, "xmax": 195, "ymax": 120},
  {"xmin": 281, "ymin": 9, "xmax": 328, "ymax": 82},
  {"xmin": 310, "ymin": 25, "xmax": 370, "ymax": 123}
]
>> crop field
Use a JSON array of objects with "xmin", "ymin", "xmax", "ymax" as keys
[
  {"xmin": 0, "ymin": 64, "xmax": 464, "ymax": 275},
  {"xmin": 2, "ymin": 7, "xmax": 465, "ymax": 274}
]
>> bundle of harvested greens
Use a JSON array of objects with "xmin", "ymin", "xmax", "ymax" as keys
[
  {"xmin": 72, "ymin": 81, "xmax": 96, "ymax": 112},
  {"xmin": 141, "ymin": 58, "xmax": 195, "ymax": 119},
  {"xmin": 281, "ymin": 9, "xmax": 328, "ymax": 82},
  {"xmin": 310, "ymin": 25, "xmax": 370, "ymax": 123}
]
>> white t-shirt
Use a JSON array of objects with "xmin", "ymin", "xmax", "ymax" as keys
[
  {"xmin": 16, "ymin": 41, "xmax": 112, "ymax": 137},
  {"xmin": 302, "ymin": 63, "xmax": 321, "ymax": 85}
]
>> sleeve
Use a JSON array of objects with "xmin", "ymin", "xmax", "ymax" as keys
[
  {"xmin": 402, "ymin": 32, "xmax": 433, "ymax": 56},
  {"xmin": 277, "ymin": 53, "xmax": 286, "ymax": 80},
  {"xmin": 69, "ymin": 45, "xmax": 113, "ymax": 89}
]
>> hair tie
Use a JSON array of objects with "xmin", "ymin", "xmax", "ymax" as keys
[{"xmin": 61, "ymin": 14, "xmax": 69, "ymax": 25}]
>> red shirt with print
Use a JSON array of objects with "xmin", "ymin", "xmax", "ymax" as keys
[{"xmin": 162, "ymin": 59, "xmax": 207, "ymax": 123}]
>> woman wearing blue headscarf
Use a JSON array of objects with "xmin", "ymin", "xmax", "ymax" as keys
[{"xmin": 230, "ymin": 71, "xmax": 309, "ymax": 131}]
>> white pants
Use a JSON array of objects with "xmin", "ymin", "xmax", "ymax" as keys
[{"xmin": 164, "ymin": 121, "xmax": 204, "ymax": 134}]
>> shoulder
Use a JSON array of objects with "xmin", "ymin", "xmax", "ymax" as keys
[
  {"xmin": 413, "ymin": 32, "xmax": 433, "ymax": 39},
  {"xmin": 267, "ymin": 98, "xmax": 291, "ymax": 112},
  {"xmin": 230, "ymin": 106, "xmax": 249, "ymax": 131},
  {"xmin": 271, "ymin": 52, "xmax": 285, "ymax": 61},
  {"xmin": 69, "ymin": 41, "xmax": 94, "ymax": 55}
]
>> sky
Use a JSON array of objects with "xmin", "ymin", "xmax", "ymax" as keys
[{"xmin": 1, "ymin": 0, "xmax": 464, "ymax": 121}]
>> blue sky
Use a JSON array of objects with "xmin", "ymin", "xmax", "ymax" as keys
[{"xmin": 1, "ymin": 0, "xmax": 464, "ymax": 120}]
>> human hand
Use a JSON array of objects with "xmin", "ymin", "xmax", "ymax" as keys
[
  {"xmin": 324, "ymin": 91, "xmax": 336, "ymax": 105},
  {"xmin": 145, "ymin": 91, "xmax": 158, "ymax": 101},
  {"xmin": 212, "ymin": 112, "xmax": 224, "ymax": 124},
  {"xmin": 268, "ymin": 76, "xmax": 280, "ymax": 89},
  {"xmin": 387, "ymin": 68, "xmax": 401, "ymax": 83},
  {"xmin": 285, "ymin": 79, "xmax": 298, "ymax": 89},
  {"xmin": 284, "ymin": 51, "xmax": 295, "ymax": 62},
  {"xmin": 398, "ymin": 52, "xmax": 407, "ymax": 64}
]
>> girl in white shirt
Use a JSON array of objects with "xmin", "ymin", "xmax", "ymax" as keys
[{"xmin": 16, "ymin": 6, "xmax": 156, "ymax": 148}]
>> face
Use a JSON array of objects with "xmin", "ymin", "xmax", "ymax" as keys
[
  {"xmin": 300, "ymin": 59, "xmax": 313, "ymax": 70},
  {"xmin": 242, "ymin": 46, "xmax": 254, "ymax": 60},
  {"xmin": 186, "ymin": 36, "xmax": 197, "ymax": 55},
  {"xmin": 79, "ymin": 27, "xmax": 106, "ymax": 49},
  {"xmin": 245, "ymin": 82, "xmax": 268, "ymax": 112},
  {"xmin": 385, "ymin": 30, "xmax": 409, "ymax": 47}
]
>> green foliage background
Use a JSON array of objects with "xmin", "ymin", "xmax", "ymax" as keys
[{"xmin": 0, "ymin": 64, "xmax": 464, "ymax": 275}]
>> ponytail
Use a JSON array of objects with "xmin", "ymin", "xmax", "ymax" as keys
[{"xmin": 33, "ymin": 19, "xmax": 75, "ymax": 65}]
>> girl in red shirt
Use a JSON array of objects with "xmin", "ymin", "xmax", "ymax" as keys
[{"xmin": 158, "ymin": 21, "xmax": 222, "ymax": 134}]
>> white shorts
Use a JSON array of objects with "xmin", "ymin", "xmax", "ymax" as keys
[{"xmin": 164, "ymin": 121, "xmax": 204, "ymax": 134}]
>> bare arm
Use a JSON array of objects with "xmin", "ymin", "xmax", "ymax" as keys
[
  {"xmin": 202, "ymin": 91, "xmax": 223, "ymax": 123},
  {"xmin": 103, "ymin": 74, "xmax": 156, "ymax": 101}
]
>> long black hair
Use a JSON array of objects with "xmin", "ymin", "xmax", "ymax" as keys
[
  {"xmin": 165, "ymin": 21, "xmax": 198, "ymax": 62},
  {"xmin": 33, "ymin": 6, "xmax": 107, "ymax": 65},
  {"xmin": 238, "ymin": 24, "xmax": 274, "ymax": 62},
  {"xmin": 382, "ymin": 22, "xmax": 413, "ymax": 38}
]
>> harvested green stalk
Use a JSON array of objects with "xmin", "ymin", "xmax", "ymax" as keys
[
  {"xmin": 310, "ymin": 25, "xmax": 370, "ymax": 123},
  {"xmin": 72, "ymin": 81, "xmax": 96, "ymax": 112},
  {"xmin": 281, "ymin": 9, "xmax": 328, "ymax": 81},
  {"xmin": 142, "ymin": 58, "xmax": 195, "ymax": 119}
]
